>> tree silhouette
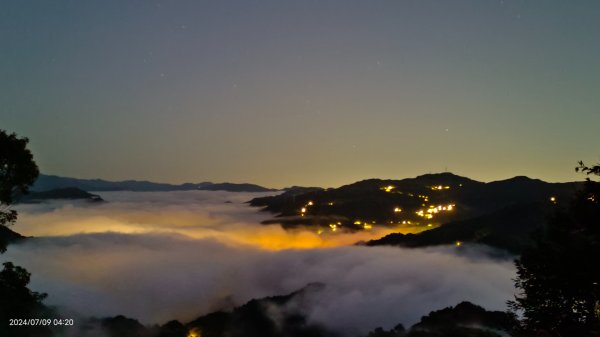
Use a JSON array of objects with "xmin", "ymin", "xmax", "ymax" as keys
[
  {"xmin": 0, "ymin": 130, "xmax": 39, "ymax": 252},
  {"xmin": 0, "ymin": 130, "xmax": 53, "ymax": 337},
  {"xmin": 510, "ymin": 161, "xmax": 600, "ymax": 336},
  {"xmin": 0, "ymin": 262, "xmax": 48, "ymax": 316}
]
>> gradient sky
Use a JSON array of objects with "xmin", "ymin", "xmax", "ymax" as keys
[{"xmin": 2, "ymin": 1, "xmax": 599, "ymax": 188}]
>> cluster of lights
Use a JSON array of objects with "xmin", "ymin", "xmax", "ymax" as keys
[
  {"xmin": 416, "ymin": 204, "xmax": 455, "ymax": 220},
  {"xmin": 297, "ymin": 183, "xmax": 462, "ymax": 232},
  {"xmin": 550, "ymin": 196, "xmax": 557, "ymax": 204},
  {"xmin": 300, "ymin": 201, "xmax": 315, "ymax": 216},
  {"xmin": 381, "ymin": 185, "xmax": 395, "ymax": 192},
  {"xmin": 324, "ymin": 221, "xmax": 343, "ymax": 232},
  {"xmin": 352, "ymin": 219, "xmax": 376, "ymax": 230}
]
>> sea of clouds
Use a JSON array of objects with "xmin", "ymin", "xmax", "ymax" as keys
[{"xmin": 3, "ymin": 191, "xmax": 517, "ymax": 336}]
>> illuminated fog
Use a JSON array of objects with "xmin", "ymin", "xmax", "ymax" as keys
[{"xmin": 3, "ymin": 191, "xmax": 516, "ymax": 335}]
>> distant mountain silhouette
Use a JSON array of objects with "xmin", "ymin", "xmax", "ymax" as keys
[
  {"xmin": 16, "ymin": 187, "xmax": 104, "ymax": 203},
  {"xmin": 201, "ymin": 183, "xmax": 279, "ymax": 193},
  {"xmin": 33, "ymin": 174, "xmax": 276, "ymax": 192},
  {"xmin": 250, "ymin": 172, "xmax": 582, "ymax": 252}
]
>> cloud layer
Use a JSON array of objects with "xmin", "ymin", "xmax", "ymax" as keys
[
  {"xmin": 13, "ymin": 191, "xmax": 400, "ymax": 250},
  {"xmin": 4, "ymin": 191, "xmax": 516, "ymax": 336}
]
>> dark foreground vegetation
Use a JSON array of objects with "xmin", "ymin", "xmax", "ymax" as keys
[{"xmin": 55, "ymin": 290, "xmax": 518, "ymax": 337}]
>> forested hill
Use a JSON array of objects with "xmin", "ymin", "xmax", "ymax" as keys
[
  {"xmin": 250, "ymin": 173, "xmax": 582, "ymax": 252},
  {"xmin": 65, "ymin": 286, "xmax": 516, "ymax": 337}
]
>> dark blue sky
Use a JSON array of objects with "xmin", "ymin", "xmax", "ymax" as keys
[{"xmin": 2, "ymin": 1, "xmax": 599, "ymax": 187}]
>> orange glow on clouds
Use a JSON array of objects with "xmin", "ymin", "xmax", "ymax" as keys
[{"xmin": 14, "ymin": 191, "xmax": 424, "ymax": 251}]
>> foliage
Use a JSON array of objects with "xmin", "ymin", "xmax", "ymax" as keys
[
  {"xmin": 510, "ymin": 161, "xmax": 600, "ymax": 336},
  {"xmin": 364, "ymin": 302, "xmax": 517, "ymax": 337},
  {"xmin": 0, "ymin": 130, "xmax": 52, "ymax": 336},
  {"xmin": 576, "ymin": 160, "xmax": 600, "ymax": 179},
  {"xmin": 0, "ymin": 262, "xmax": 53, "ymax": 337},
  {"xmin": 0, "ymin": 262, "xmax": 48, "ymax": 314},
  {"xmin": 0, "ymin": 129, "xmax": 39, "ymax": 230}
]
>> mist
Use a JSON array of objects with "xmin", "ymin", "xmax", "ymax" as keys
[
  {"xmin": 3, "ymin": 191, "xmax": 516, "ymax": 336},
  {"xmin": 12, "ymin": 191, "xmax": 401, "ymax": 250}
]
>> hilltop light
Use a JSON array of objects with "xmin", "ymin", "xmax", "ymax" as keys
[
  {"xmin": 307, "ymin": 201, "xmax": 314, "ymax": 206},
  {"xmin": 328, "ymin": 202, "xmax": 334, "ymax": 206},
  {"xmin": 455, "ymin": 241, "xmax": 462, "ymax": 247},
  {"xmin": 329, "ymin": 224, "xmax": 337, "ymax": 232},
  {"xmin": 382, "ymin": 185, "xmax": 395, "ymax": 192},
  {"xmin": 354, "ymin": 220, "xmax": 362, "ymax": 225},
  {"xmin": 187, "ymin": 328, "xmax": 201, "ymax": 337},
  {"xmin": 363, "ymin": 224, "xmax": 373, "ymax": 230},
  {"xmin": 550, "ymin": 197, "xmax": 557, "ymax": 204},
  {"xmin": 394, "ymin": 207, "xmax": 402, "ymax": 213},
  {"xmin": 301, "ymin": 207, "xmax": 307, "ymax": 213}
]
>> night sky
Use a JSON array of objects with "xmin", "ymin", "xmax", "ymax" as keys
[{"xmin": 2, "ymin": 1, "xmax": 599, "ymax": 188}]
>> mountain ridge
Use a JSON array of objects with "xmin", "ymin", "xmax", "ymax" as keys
[
  {"xmin": 32, "ymin": 174, "xmax": 277, "ymax": 193},
  {"xmin": 249, "ymin": 172, "xmax": 583, "ymax": 252}
]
